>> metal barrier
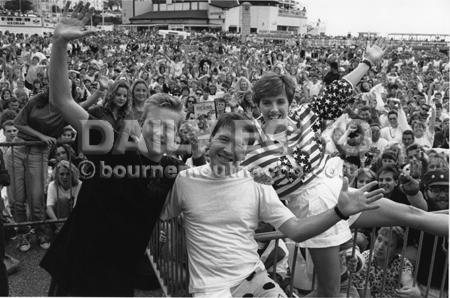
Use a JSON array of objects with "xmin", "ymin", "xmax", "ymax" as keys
[
  {"xmin": 0, "ymin": 140, "xmax": 75, "ymax": 237},
  {"xmin": 300, "ymin": 38, "xmax": 449, "ymax": 50},
  {"xmin": 148, "ymin": 217, "xmax": 188, "ymax": 297},
  {"xmin": 148, "ymin": 220, "xmax": 449, "ymax": 298},
  {"xmin": 0, "ymin": 139, "xmax": 448, "ymax": 297}
]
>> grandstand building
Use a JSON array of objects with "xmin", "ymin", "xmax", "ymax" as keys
[{"xmin": 122, "ymin": 0, "xmax": 308, "ymax": 33}]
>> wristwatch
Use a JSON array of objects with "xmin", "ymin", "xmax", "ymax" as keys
[
  {"xmin": 362, "ymin": 58, "xmax": 373, "ymax": 69},
  {"xmin": 334, "ymin": 206, "xmax": 349, "ymax": 220}
]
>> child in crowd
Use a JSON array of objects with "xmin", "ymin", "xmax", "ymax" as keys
[{"xmin": 43, "ymin": 161, "xmax": 82, "ymax": 248}]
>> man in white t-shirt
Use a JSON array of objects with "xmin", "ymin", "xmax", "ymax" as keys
[
  {"xmin": 161, "ymin": 113, "xmax": 383, "ymax": 297},
  {"xmin": 380, "ymin": 110, "xmax": 408, "ymax": 145},
  {"xmin": 303, "ymin": 74, "xmax": 323, "ymax": 98},
  {"xmin": 412, "ymin": 121, "xmax": 434, "ymax": 149},
  {"xmin": 370, "ymin": 123, "xmax": 388, "ymax": 153}
]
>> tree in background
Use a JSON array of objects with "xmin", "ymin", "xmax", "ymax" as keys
[{"xmin": 4, "ymin": 0, "xmax": 34, "ymax": 13}]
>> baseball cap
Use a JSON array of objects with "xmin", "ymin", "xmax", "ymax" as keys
[{"xmin": 421, "ymin": 169, "xmax": 449, "ymax": 187}]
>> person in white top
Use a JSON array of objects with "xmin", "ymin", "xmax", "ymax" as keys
[
  {"xmin": 161, "ymin": 113, "xmax": 384, "ymax": 298},
  {"xmin": 303, "ymin": 73, "xmax": 323, "ymax": 98},
  {"xmin": 412, "ymin": 106, "xmax": 436, "ymax": 149},
  {"xmin": 43, "ymin": 161, "xmax": 82, "ymax": 249},
  {"xmin": 369, "ymin": 123, "xmax": 388, "ymax": 154},
  {"xmin": 380, "ymin": 110, "xmax": 409, "ymax": 145},
  {"xmin": 46, "ymin": 161, "xmax": 82, "ymax": 221}
]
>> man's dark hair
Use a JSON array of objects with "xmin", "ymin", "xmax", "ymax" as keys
[
  {"xmin": 210, "ymin": 112, "xmax": 257, "ymax": 145},
  {"xmin": 403, "ymin": 130, "xmax": 414, "ymax": 138},
  {"xmin": 406, "ymin": 143, "xmax": 420, "ymax": 154},
  {"xmin": 329, "ymin": 61, "xmax": 339, "ymax": 70},
  {"xmin": 377, "ymin": 165, "xmax": 399, "ymax": 181},
  {"xmin": 388, "ymin": 110, "xmax": 398, "ymax": 117},
  {"xmin": 343, "ymin": 155, "xmax": 361, "ymax": 167}
]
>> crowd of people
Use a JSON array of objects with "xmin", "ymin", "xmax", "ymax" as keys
[{"xmin": 0, "ymin": 2, "xmax": 448, "ymax": 297}]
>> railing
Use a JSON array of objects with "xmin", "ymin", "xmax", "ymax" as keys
[
  {"xmin": 0, "ymin": 140, "xmax": 76, "ymax": 234},
  {"xmin": 148, "ymin": 217, "xmax": 189, "ymax": 297},
  {"xmin": 148, "ymin": 219, "xmax": 449, "ymax": 298},
  {"xmin": 300, "ymin": 38, "xmax": 449, "ymax": 49},
  {"xmin": 1, "ymin": 140, "xmax": 448, "ymax": 297}
]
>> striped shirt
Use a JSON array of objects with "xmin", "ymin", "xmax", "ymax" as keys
[{"xmin": 241, "ymin": 79, "xmax": 353, "ymax": 199}]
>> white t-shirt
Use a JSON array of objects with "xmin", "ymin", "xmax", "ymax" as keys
[
  {"xmin": 380, "ymin": 126, "xmax": 403, "ymax": 146},
  {"xmin": 46, "ymin": 181, "xmax": 82, "ymax": 208},
  {"xmin": 161, "ymin": 164, "xmax": 295, "ymax": 293},
  {"xmin": 371, "ymin": 138, "xmax": 389, "ymax": 152},
  {"xmin": 170, "ymin": 61, "xmax": 184, "ymax": 77},
  {"xmin": 414, "ymin": 130, "xmax": 434, "ymax": 149},
  {"xmin": 305, "ymin": 81, "xmax": 322, "ymax": 97}
]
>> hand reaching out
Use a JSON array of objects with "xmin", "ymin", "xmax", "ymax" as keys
[
  {"xmin": 337, "ymin": 178, "xmax": 384, "ymax": 218},
  {"xmin": 40, "ymin": 135, "xmax": 57, "ymax": 148},
  {"xmin": 399, "ymin": 174, "xmax": 420, "ymax": 196},
  {"xmin": 54, "ymin": 1, "xmax": 95, "ymax": 42},
  {"xmin": 98, "ymin": 75, "xmax": 109, "ymax": 91},
  {"xmin": 365, "ymin": 39, "xmax": 389, "ymax": 65}
]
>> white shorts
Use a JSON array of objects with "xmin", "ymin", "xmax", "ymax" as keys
[{"xmin": 286, "ymin": 157, "xmax": 361, "ymax": 248}]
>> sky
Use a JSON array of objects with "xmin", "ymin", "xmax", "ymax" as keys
[{"xmin": 302, "ymin": 0, "xmax": 450, "ymax": 36}]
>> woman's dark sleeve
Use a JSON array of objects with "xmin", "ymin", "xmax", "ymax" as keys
[{"xmin": 309, "ymin": 79, "xmax": 354, "ymax": 121}]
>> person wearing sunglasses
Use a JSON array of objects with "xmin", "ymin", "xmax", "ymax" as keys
[{"xmin": 380, "ymin": 110, "xmax": 409, "ymax": 146}]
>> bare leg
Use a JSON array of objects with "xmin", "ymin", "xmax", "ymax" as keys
[
  {"xmin": 307, "ymin": 246, "xmax": 341, "ymax": 297},
  {"xmin": 352, "ymin": 198, "xmax": 448, "ymax": 236}
]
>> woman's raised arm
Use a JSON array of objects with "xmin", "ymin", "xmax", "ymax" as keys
[
  {"xmin": 343, "ymin": 39, "xmax": 387, "ymax": 88},
  {"xmin": 50, "ymin": 1, "xmax": 95, "ymax": 132}
]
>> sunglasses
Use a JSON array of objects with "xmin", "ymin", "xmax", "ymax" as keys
[{"xmin": 429, "ymin": 185, "xmax": 449, "ymax": 194}]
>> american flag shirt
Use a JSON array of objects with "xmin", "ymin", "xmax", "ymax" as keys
[{"xmin": 242, "ymin": 79, "xmax": 353, "ymax": 199}]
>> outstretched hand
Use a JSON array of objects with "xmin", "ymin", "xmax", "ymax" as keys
[
  {"xmin": 365, "ymin": 39, "xmax": 388, "ymax": 65},
  {"xmin": 54, "ymin": 1, "xmax": 95, "ymax": 42},
  {"xmin": 337, "ymin": 178, "xmax": 384, "ymax": 218},
  {"xmin": 399, "ymin": 174, "xmax": 420, "ymax": 196},
  {"xmin": 98, "ymin": 75, "xmax": 109, "ymax": 90}
]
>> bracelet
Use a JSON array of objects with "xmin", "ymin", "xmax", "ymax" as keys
[
  {"xmin": 334, "ymin": 206, "xmax": 349, "ymax": 220},
  {"xmin": 362, "ymin": 59, "xmax": 373, "ymax": 69}
]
